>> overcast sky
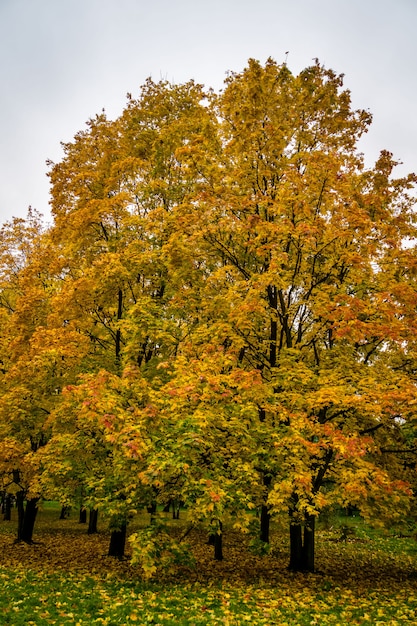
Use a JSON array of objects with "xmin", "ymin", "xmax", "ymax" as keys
[{"xmin": 1, "ymin": 0, "xmax": 416, "ymax": 226}]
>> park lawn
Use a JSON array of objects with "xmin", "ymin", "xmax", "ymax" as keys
[{"xmin": 0, "ymin": 505, "xmax": 416, "ymax": 625}]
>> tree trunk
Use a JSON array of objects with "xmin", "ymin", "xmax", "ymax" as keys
[
  {"xmin": 108, "ymin": 522, "xmax": 127, "ymax": 558},
  {"xmin": 259, "ymin": 472, "xmax": 271, "ymax": 543},
  {"xmin": 3, "ymin": 494, "xmax": 12, "ymax": 521},
  {"xmin": 208, "ymin": 521, "xmax": 223, "ymax": 561},
  {"xmin": 303, "ymin": 514, "xmax": 315, "ymax": 572},
  {"xmin": 88, "ymin": 508, "xmax": 98, "ymax": 534},
  {"xmin": 59, "ymin": 505, "xmax": 70, "ymax": 519},
  {"xmin": 289, "ymin": 521, "xmax": 303, "ymax": 571},
  {"xmin": 213, "ymin": 529, "xmax": 223, "ymax": 561},
  {"xmin": 16, "ymin": 497, "xmax": 39, "ymax": 544},
  {"xmin": 16, "ymin": 491, "xmax": 25, "ymax": 541},
  {"xmin": 147, "ymin": 501, "xmax": 157, "ymax": 524},
  {"xmin": 79, "ymin": 507, "xmax": 87, "ymax": 523},
  {"xmin": 288, "ymin": 513, "xmax": 316, "ymax": 572},
  {"xmin": 172, "ymin": 500, "xmax": 180, "ymax": 519},
  {"xmin": 260, "ymin": 504, "xmax": 270, "ymax": 543}
]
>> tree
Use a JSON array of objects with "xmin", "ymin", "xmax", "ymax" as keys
[
  {"xmin": 41, "ymin": 78, "xmax": 218, "ymax": 558},
  {"xmin": 154, "ymin": 58, "xmax": 417, "ymax": 571},
  {"xmin": 3, "ymin": 58, "xmax": 416, "ymax": 575},
  {"xmin": 0, "ymin": 210, "xmax": 60, "ymax": 543}
]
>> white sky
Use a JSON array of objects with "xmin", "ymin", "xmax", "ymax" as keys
[{"xmin": 1, "ymin": 0, "xmax": 416, "ymax": 226}]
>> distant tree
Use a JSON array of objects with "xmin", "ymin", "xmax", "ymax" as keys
[{"xmin": 0, "ymin": 210, "xmax": 54, "ymax": 543}]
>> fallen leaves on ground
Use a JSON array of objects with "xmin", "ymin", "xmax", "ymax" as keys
[{"xmin": 0, "ymin": 510, "xmax": 416, "ymax": 624}]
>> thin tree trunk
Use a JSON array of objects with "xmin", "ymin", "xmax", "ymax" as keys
[
  {"xmin": 208, "ymin": 521, "xmax": 223, "ymax": 561},
  {"xmin": 214, "ymin": 529, "xmax": 223, "ymax": 561},
  {"xmin": 115, "ymin": 288, "xmax": 123, "ymax": 365},
  {"xmin": 16, "ymin": 491, "xmax": 25, "ymax": 541},
  {"xmin": 3, "ymin": 494, "xmax": 12, "ymax": 521},
  {"xmin": 59, "ymin": 505, "xmax": 70, "ymax": 519},
  {"xmin": 172, "ymin": 500, "xmax": 180, "ymax": 519},
  {"xmin": 88, "ymin": 508, "xmax": 98, "ymax": 534},
  {"xmin": 289, "ymin": 521, "xmax": 304, "ymax": 571},
  {"xmin": 259, "ymin": 472, "xmax": 272, "ymax": 543},
  {"xmin": 303, "ymin": 514, "xmax": 315, "ymax": 573},
  {"xmin": 260, "ymin": 504, "xmax": 271, "ymax": 543},
  {"xmin": 79, "ymin": 507, "xmax": 87, "ymax": 523},
  {"xmin": 147, "ymin": 501, "xmax": 157, "ymax": 524}
]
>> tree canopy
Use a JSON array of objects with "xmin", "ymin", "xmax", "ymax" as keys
[{"xmin": 0, "ymin": 58, "xmax": 416, "ymax": 573}]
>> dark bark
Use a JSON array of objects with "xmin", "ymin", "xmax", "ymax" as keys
[
  {"xmin": 88, "ymin": 508, "xmax": 98, "ymax": 534},
  {"xmin": 172, "ymin": 500, "xmax": 181, "ymax": 519},
  {"xmin": 147, "ymin": 501, "xmax": 157, "ymax": 524},
  {"xmin": 79, "ymin": 507, "xmax": 87, "ymax": 523},
  {"xmin": 208, "ymin": 521, "xmax": 223, "ymax": 560},
  {"xmin": 303, "ymin": 514, "xmax": 315, "ymax": 572},
  {"xmin": 115, "ymin": 288, "xmax": 123, "ymax": 365},
  {"xmin": 259, "ymin": 471, "xmax": 271, "ymax": 543},
  {"xmin": 288, "ymin": 513, "xmax": 316, "ymax": 572},
  {"xmin": 214, "ymin": 533, "xmax": 223, "ymax": 560},
  {"xmin": 162, "ymin": 499, "xmax": 181, "ymax": 518},
  {"xmin": 16, "ymin": 496, "xmax": 39, "ymax": 544},
  {"xmin": 289, "ymin": 522, "xmax": 304, "ymax": 571},
  {"xmin": 3, "ymin": 493, "xmax": 12, "ymax": 521},
  {"xmin": 108, "ymin": 522, "xmax": 127, "ymax": 558},
  {"xmin": 260, "ymin": 504, "xmax": 271, "ymax": 543},
  {"xmin": 287, "ymin": 448, "xmax": 331, "ymax": 572},
  {"xmin": 16, "ymin": 491, "xmax": 25, "ymax": 541},
  {"xmin": 59, "ymin": 505, "xmax": 70, "ymax": 519},
  {"xmin": 147, "ymin": 502, "xmax": 157, "ymax": 514}
]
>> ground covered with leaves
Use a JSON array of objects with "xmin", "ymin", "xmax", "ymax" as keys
[{"xmin": 0, "ymin": 505, "xmax": 416, "ymax": 624}]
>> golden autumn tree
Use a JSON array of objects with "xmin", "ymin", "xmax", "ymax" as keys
[
  {"xmin": 7, "ymin": 58, "xmax": 416, "ymax": 575},
  {"xmin": 0, "ymin": 210, "xmax": 73, "ymax": 542},
  {"xmin": 41, "ymin": 79, "xmax": 219, "ymax": 557},
  {"xmin": 148, "ymin": 58, "xmax": 417, "ymax": 571}
]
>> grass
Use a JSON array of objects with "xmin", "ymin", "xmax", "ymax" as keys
[{"xmin": 0, "ymin": 504, "xmax": 416, "ymax": 624}]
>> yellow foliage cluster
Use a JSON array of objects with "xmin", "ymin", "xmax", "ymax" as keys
[{"xmin": 0, "ymin": 58, "xmax": 416, "ymax": 572}]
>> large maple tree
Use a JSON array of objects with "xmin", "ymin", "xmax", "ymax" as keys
[
  {"xmin": 1, "ymin": 58, "xmax": 416, "ymax": 574},
  {"xmin": 143, "ymin": 58, "xmax": 417, "ymax": 571}
]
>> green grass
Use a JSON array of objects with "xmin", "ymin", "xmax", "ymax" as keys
[{"xmin": 1, "ymin": 565, "xmax": 416, "ymax": 625}]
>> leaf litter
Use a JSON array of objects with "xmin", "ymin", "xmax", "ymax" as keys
[{"xmin": 0, "ymin": 509, "xmax": 416, "ymax": 624}]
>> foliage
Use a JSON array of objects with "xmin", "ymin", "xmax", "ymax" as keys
[{"xmin": 0, "ymin": 57, "xmax": 416, "ymax": 568}]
